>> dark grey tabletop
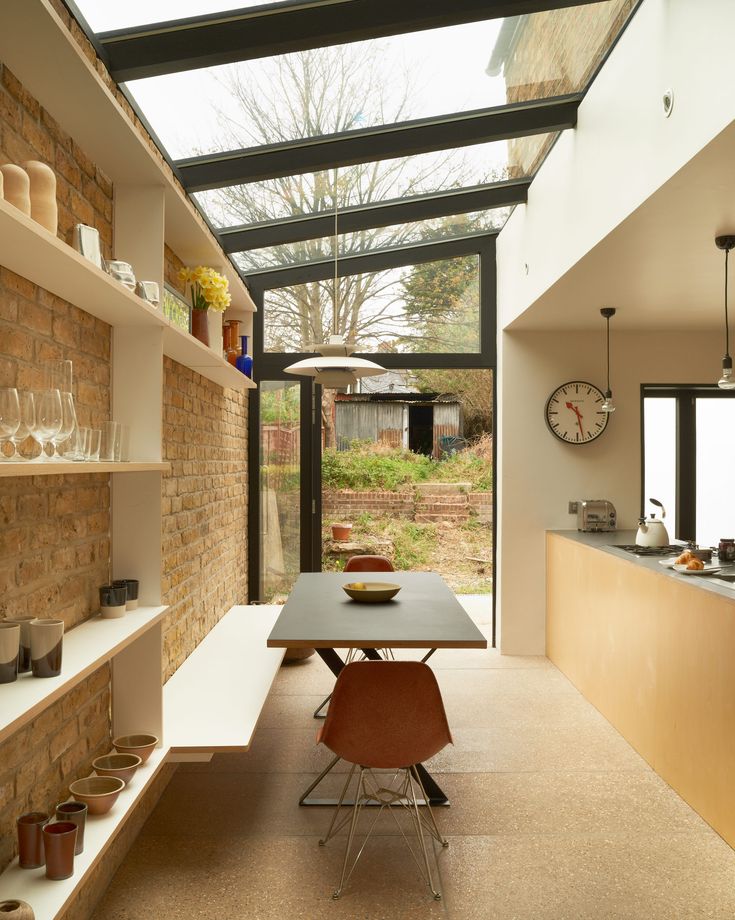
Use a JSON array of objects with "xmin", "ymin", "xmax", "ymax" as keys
[{"xmin": 267, "ymin": 572, "xmax": 488, "ymax": 649}]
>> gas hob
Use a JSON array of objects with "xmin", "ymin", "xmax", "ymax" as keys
[{"xmin": 613, "ymin": 544, "xmax": 683, "ymax": 557}]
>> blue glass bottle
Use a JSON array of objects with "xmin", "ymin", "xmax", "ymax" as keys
[{"xmin": 236, "ymin": 335, "xmax": 253, "ymax": 378}]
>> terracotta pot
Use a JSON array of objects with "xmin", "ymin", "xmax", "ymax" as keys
[
  {"xmin": 16, "ymin": 812, "xmax": 48, "ymax": 869},
  {"xmin": 191, "ymin": 309, "xmax": 209, "ymax": 346},
  {"xmin": 24, "ymin": 161, "xmax": 57, "ymax": 234},
  {"xmin": 331, "ymin": 523, "xmax": 353, "ymax": 541},
  {"xmin": 0, "ymin": 900, "xmax": 35, "ymax": 920},
  {"xmin": 42, "ymin": 822, "xmax": 77, "ymax": 881}
]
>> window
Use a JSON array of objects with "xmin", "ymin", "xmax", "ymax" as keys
[{"xmin": 642, "ymin": 386, "xmax": 735, "ymax": 544}]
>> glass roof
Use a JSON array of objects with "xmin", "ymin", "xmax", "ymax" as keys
[
  {"xmin": 232, "ymin": 211, "xmax": 502, "ymax": 273},
  {"xmin": 73, "ymin": 1, "xmax": 277, "ymax": 33}
]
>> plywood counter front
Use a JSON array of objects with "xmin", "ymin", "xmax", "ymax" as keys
[{"xmin": 547, "ymin": 531, "xmax": 735, "ymax": 848}]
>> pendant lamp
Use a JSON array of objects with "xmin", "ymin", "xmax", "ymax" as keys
[
  {"xmin": 284, "ymin": 171, "xmax": 384, "ymax": 388},
  {"xmin": 716, "ymin": 235, "xmax": 735, "ymax": 389},
  {"xmin": 600, "ymin": 307, "xmax": 616, "ymax": 412}
]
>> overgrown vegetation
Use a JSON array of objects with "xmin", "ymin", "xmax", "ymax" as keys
[{"xmin": 322, "ymin": 434, "xmax": 493, "ymax": 492}]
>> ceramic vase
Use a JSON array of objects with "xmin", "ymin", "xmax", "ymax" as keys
[
  {"xmin": 0, "ymin": 900, "xmax": 35, "ymax": 920},
  {"xmin": 4, "ymin": 616, "xmax": 35, "ymax": 672},
  {"xmin": 17, "ymin": 812, "xmax": 48, "ymax": 869},
  {"xmin": 30, "ymin": 618, "xmax": 64, "ymax": 678},
  {"xmin": 23, "ymin": 161, "xmax": 57, "ymax": 234},
  {"xmin": 191, "ymin": 309, "xmax": 209, "ymax": 346},
  {"xmin": 42, "ymin": 822, "xmax": 77, "ymax": 881},
  {"xmin": 207, "ymin": 309, "xmax": 223, "ymax": 355},
  {"xmin": 55, "ymin": 802, "xmax": 87, "ymax": 856},
  {"xmin": 236, "ymin": 335, "xmax": 253, "ymax": 378},
  {"xmin": 0, "ymin": 623, "xmax": 20, "ymax": 684},
  {"xmin": 0, "ymin": 165, "xmax": 30, "ymax": 215}
]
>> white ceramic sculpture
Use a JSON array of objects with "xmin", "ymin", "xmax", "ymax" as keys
[
  {"xmin": 0, "ymin": 164, "xmax": 30, "ymax": 215},
  {"xmin": 24, "ymin": 160, "xmax": 57, "ymax": 233}
]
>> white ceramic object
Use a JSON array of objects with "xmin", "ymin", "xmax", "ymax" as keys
[
  {"xmin": 101, "ymin": 603, "xmax": 127, "ymax": 619},
  {"xmin": 0, "ymin": 622, "xmax": 20, "ymax": 684},
  {"xmin": 207, "ymin": 309, "xmax": 223, "ymax": 355},
  {"xmin": 0, "ymin": 164, "xmax": 30, "ymax": 215},
  {"xmin": 24, "ymin": 160, "xmax": 57, "ymax": 234}
]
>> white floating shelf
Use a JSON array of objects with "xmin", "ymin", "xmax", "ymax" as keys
[
  {"xmin": 0, "ymin": 606, "xmax": 168, "ymax": 746},
  {"xmin": 0, "ymin": 462, "xmax": 170, "ymax": 479},
  {"xmin": 162, "ymin": 327, "xmax": 256, "ymax": 391},
  {"xmin": 0, "ymin": 746, "xmax": 168, "ymax": 920}
]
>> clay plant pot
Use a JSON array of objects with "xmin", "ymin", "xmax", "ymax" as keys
[
  {"xmin": 330, "ymin": 523, "xmax": 353, "ymax": 542},
  {"xmin": 112, "ymin": 733, "xmax": 158, "ymax": 764},
  {"xmin": 190, "ymin": 309, "xmax": 209, "ymax": 346},
  {"xmin": 0, "ymin": 900, "xmax": 35, "ymax": 920},
  {"xmin": 16, "ymin": 812, "xmax": 48, "ymax": 869},
  {"xmin": 42, "ymin": 822, "xmax": 77, "ymax": 881},
  {"xmin": 92, "ymin": 752, "xmax": 142, "ymax": 784},
  {"xmin": 55, "ymin": 801, "xmax": 87, "ymax": 856},
  {"xmin": 69, "ymin": 776, "xmax": 125, "ymax": 816}
]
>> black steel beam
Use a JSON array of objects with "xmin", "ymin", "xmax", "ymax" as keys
[
  {"xmin": 100, "ymin": 0, "xmax": 607, "ymax": 82},
  {"xmin": 177, "ymin": 96, "xmax": 579, "ymax": 191},
  {"xmin": 219, "ymin": 178, "xmax": 530, "ymax": 252},
  {"xmin": 242, "ymin": 231, "xmax": 495, "ymax": 287}
]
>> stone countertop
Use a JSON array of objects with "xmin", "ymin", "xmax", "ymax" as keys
[{"xmin": 548, "ymin": 530, "xmax": 735, "ymax": 604}]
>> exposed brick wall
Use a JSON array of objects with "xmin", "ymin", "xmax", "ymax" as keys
[
  {"xmin": 324, "ymin": 489, "xmax": 494, "ymax": 525},
  {"xmin": 161, "ymin": 358, "xmax": 248, "ymax": 681},
  {"xmin": 0, "ymin": 58, "xmax": 115, "ymax": 875},
  {"xmin": 0, "ymin": 63, "xmax": 114, "ymax": 259},
  {"xmin": 500, "ymin": 0, "xmax": 637, "ymax": 174}
]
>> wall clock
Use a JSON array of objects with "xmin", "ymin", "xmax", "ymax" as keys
[{"xmin": 544, "ymin": 381, "xmax": 609, "ymax": 444}]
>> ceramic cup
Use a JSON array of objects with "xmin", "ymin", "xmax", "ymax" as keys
[
  {"xmin": 3, "ymin": 616, "xmax": 35, "ymax": 672},
  {"xmin": 55, "ymin": 801, "xmax": 87, "ymax": 855},
  {"xmin": 0, "ymin": 622, "xmax": 20, "ymax": 684},
  {"xmin": 112, "ymin": 579, "xmax": 139, "ymax": 611},
  {"xmin": 99, "ymin": 584, "xmax": 127, "ymax": 619},
  {"xmin": 42, "ymin": 821, "xmax": 77, "ymax": 880},
  {"xmin": 30, "ymin": 619, "xmax": 64, "ymax": 678},
  {"xmin": 17, "ymin": 812, "xmax": 48, "ymax": 869}
]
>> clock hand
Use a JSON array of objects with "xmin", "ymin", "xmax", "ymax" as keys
[{"xmin": 565, "ymin": 401, "xmax": 585, "ymax": 437}]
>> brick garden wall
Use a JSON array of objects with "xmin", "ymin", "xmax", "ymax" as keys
[{"xmin": 324, "ymin": 489, "xmax": 493, "ymax": 525}]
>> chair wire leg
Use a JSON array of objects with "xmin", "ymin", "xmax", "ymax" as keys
[
  {"xmin": 410, "ymin": 766, "xmax": 449, "ymax": 848},
  {"xmin": 332, "ymin": 767, "xmax": 366, "ymax": 900},
  {"xmin": 407, "ymin": 769, "xmax": 442, "ymax": 900},
  {"xmin": 319, "ymin": 763, "xmax": 357, "ymax": 845}
]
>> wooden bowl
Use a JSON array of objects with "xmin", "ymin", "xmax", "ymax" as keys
[
  {"xmin": 342, "ymin": 582, "xmax": 401, "ymax": 603},
  {"xmin": 92, "ymin": 752, "xmax": 142, "ymax": 784},
  {"xmin": 112, "ymin": 733, "xmax": 158, "ymax": 763},
  {"xmin": 69, "ymin": 776, "xmax": 125, "ymax": 815}
]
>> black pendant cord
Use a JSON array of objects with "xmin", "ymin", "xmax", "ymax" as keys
[
  {"xmin": 606, "ymin": 313, "xmax": 611, "ymax": 394},
  {"xmin": 725, "ymin": 247, "xmax": 731, "ymax": 359}
]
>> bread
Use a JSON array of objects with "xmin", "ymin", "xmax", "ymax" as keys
[
  {"xmin": 675, "ymin": 551, "xmax": 693, "ymax": 565},
  {"xmin": 686, "ymin": 558, "xmax": 704, "ymax": 571}
]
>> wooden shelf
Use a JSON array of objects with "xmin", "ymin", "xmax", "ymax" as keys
[
  {"xmin": 162, "ymin": 327, "xmax": 256, "ymax": 391},
  {"xmin": 0, "ymin": 747, "xmax": 168, "ymax": 920},
  {"xmin": 0, "ymin": 607, "xmax": 168, "ymax": 746},
  {"xmin": 0, "ymin": 462, "xmax": 170, "ymax": 479}
]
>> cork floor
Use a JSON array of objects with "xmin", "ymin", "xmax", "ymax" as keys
[{"xmin": 92, "ymin": 601, "xmax": 735, "ymax": 920}]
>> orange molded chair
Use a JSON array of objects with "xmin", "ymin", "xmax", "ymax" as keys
[
  {"xmin": 317, "ymin": 660, "xmax": 452, "ymax": 901},
  {"xmin": 343, "ymin": 554, "xmax": 395, "ymax": 573}
]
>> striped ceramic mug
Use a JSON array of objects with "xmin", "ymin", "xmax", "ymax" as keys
[{"xmin": 30, "ymin": 618, "xmax": 64, "ymax": 678}]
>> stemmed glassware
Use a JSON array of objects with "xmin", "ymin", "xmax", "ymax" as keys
[
  {"xmin": 9, "ymin": 391, "xmax": 36, "ymax": 460},
  {"xmin": 34, "ymin": 389, "xmax": 63, "ymax": 461},
  {"xmin": 49, "ymin": 392, "xmax": 77, "ymax": 461},
  {"xmin": 0, "ymin": 387, "xmax": 21, "ymax": 460}
]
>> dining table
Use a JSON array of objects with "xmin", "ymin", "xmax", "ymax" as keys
[{"xmin": 267, "ymin": 570, "xmax": 488, "ymax": 806}]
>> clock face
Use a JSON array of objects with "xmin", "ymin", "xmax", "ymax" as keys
[{"xmin": 545, "ymin": 381, "xmax": 609, "ymax": 444}]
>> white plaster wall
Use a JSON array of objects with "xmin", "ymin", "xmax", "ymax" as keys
[
  {"xmin": 498, "ymin": 0, "xmax": 735, "ymax": 328},
  {"xmin": 497, "ymin": 330, "xmax": 720, "ymax": 654}
]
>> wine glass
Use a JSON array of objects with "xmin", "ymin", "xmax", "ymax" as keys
[
  {"xmin": 0, "ymin": 388, "xmax": 20, "ymax": 460},
  {"xmin": 9, "ymin": 391, "xmax": 36, "ymax": 460},
  {"xmin": 50, "ymin": 392, "xmax": 77, "ymax": 461},
  {"xmin": 34, "ymin": 389, "xmax": 63, "ymax": 461}
]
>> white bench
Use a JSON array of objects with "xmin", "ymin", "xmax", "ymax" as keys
[{"xmin": 163, "ymin": 605, "xmax": 285, "ymax": 761}]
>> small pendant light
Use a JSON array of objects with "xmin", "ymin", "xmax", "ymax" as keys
[
  {"xmin": 716, "ymin": 235, "xmax": 735, "ymax": 390},
  {"xmin": 600, "ymin": 307, "xmax": 616, "ymax": 412},
  {"xmin": 284, "ymin": 169, "xmax": 384, "ymax": 388}
]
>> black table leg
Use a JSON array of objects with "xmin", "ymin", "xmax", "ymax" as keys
[{"xmin": 315, "ymin": 647, "xmax": 345, "ymax": 678}]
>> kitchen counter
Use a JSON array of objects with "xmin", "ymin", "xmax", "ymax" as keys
[
  {"xmin": 549, "ymin": 529, "xmax": 735, "ymax": 603},
  {"xmin": 546, "ymin": 529, "xmax": 735, "ymax": 850}
]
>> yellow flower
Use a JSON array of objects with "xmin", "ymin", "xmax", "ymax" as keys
[{"xmin": 178, "ymin": 267, "xmax": 191, "ymax": 283}]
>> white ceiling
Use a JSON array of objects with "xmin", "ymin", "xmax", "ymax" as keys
[{"xmin": 508, "ymin": 119, "xmax": 735, "ymax": 332}]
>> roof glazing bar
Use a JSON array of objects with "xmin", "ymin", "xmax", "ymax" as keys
[
  {"xmin": 218, "ymin": 178, "xmax": 530, "ymax": 252},
  {"xmin": 177, "ymin": 95, "xmax": 580, "ymax": 190},
  {"xmin": 99, "ymin": 0, "xmax": 606, "ymax": 82}
]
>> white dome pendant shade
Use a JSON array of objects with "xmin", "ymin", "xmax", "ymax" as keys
[{"xmin": 284, "ymin": 170, "xmax": 384, "ymax": 388}]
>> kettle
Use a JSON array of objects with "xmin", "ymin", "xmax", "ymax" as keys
[{"xmin": 635, "ymin": 498, "xmax": 670, "ymax": 547}]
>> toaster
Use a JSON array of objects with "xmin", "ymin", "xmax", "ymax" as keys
[{"xmin": 577, "ymin": 500, "xmax": 617, "ymax": 532}]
